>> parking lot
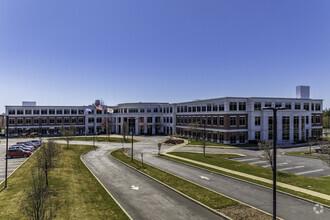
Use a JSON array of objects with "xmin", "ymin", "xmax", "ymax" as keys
[{"xmin": 0, "ymin": 138, "xmax": 38, "ymax": 184}]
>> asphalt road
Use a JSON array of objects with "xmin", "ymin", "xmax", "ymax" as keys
[
  {"xmin": 177, "ymin": 146, "xmax": 330, "ymax": 177},
  {"xmin": 126, "ymin": 137, "xmax": 330, "ymax": 220},
  {"xmin": 81, "ymin": 141, "xmax": 223, "ymax": 220}
]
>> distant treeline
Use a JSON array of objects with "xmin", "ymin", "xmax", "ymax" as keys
[{"xmin": 324, "ymin": 109, "xmax": 330, "ymax": 128}]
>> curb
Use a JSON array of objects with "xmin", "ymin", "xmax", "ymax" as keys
[
  {"xmin": 0, "ymin": 147, "xmax": 40, "ymax": 187},
  {"xmin": 80, "ymin": 148, "xmax": 132, "ymax": 220},
  {"xmin": 283, "ymin": 153, "xmax": 320, "ymax": 160},
  {"xmin": 109, "ymin": 151, "xmax": 250, "ymax": 220},
  {"xmin": 160, "ymin": 153, "xmax": 330, "ymax": 209}
]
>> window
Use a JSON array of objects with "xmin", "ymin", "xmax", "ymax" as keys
[
  {"xmin": 294, "ymin": 103, "xmax": 301, "ymax": 110},
  {"xmin": 219, "ymin": 103, "xmax": 224, "ymax": 111},
  {"xmin": 25, "ymin": 118, "xmax": 32, "ymax": 125},
  {"xmin": 88, "ymin": 118, "xmax": 94, "ymax": 123},
  {"xmin": 170, "ymin": 107, "xmax": 173, "ymax": 113},
  {"xmin": 315, "ymin": 103, "xmax": 321, "ymax": 111},
  {"xmin": 78, "ymin": 118, "xmax": 84, "ymax": 123},
  {"xmin": 275, "ymin": 102, "xmax": 282, "ymax": 108},
  {"xmin": 207, "ymin": 117, "xmax": 211, "ymax": 125},
  {"xmin": 96, "ymin": 118, "xmax": 102, "ymax": 123},
  {"xmin": 79, "ymin": 109, "xmax": 84, "ymax": 114},
  {"xmin": 230, "ymin": 133, "xmax": 236, "ymax": 144},
  {"xmin": 282, "ymin": 116, "xmax": 290, "ymax": 140},
  {"xmin": 230, "ymin": 116, "xmax": 236, "ymax": 126},
  {"xmin": 213, "ymin": 104, "xmax": 218, "ymax": 111},
  {"xmin": 71, "ymin": 109, "xmax": 77, "ymax": 114},
  {"xmin": 239, "ymin": 133, "xmax": 246, "ymax": 143},
  {"xmin": 268, "ymin": 117, "xmax": 273, "ymax": 140},
  {"xmin": 255, "ymin": 131, "xmax": 260, "ymax": 140},
  {"xmin": 42, "ymin": 118, "xmax": 47, "ymax": 124},
  {"xmin": 25, "ymin": 110, "xmax": 32, "ymax": 115},
  {"xmin": 33, "ymin": 118, "xmax": 39, "ymax": 124},
  {"xmin": 49, "ymin": 109, "xmax": 55, "ymax": 114},
  {"xmin": 229, "ymin": 102, "xmax": 237, "ymax": 111},
  {"xmin": 33, "ymin": 110, "xmax": 40, "ymax": 115},
  {"xmin": 202, "ymin": 106, "xmax": 206, "ymax": 112},
  {"xmin": 285, "ymin": 103, "xmax": 291, "ymax": 109},
  {"xmin": 239, "ymin": 116, "xmax": 246, "ymax": 126},
  {"xmin": 9, "ymin": 118, "xmax": 15, "ymax": 125},
  {"xmin": 8, "ymin": 110, "xmax": 15, "ymax": 115},
  {"xmin": 219, "ymin": 117, "xmax": 224, "ymax": 126},
  {"xmin": 207, "ymin": 104, "xmax": 211, "ymax": 111},
  {"xmin": 213, "ymin": 117, "xmax": 218, "ymax": 126},
  {"xmin": 303, "ymin": 103, "xmax": 309, "ymax": 111},
  {"xmin": 17, "ymin": 110, "xmax": 23, "ymax": 115},
  {"xmin": 17, "ymin": 118, "xmax": 23, "ymax": 124},
  {"xmin": 192, "ymin": 106, "xmax": 196, "ymax": 112},
  {"xmin": 294, "ymin": 116, "xmax": 299, "ymax": 141},
  {"xmin": 254, "ymin": 102, "xmax": 261, "ymax": 111},
  {"xmin": 41, "ymin": 109, "xmax": 47, "ymax": 114},
  {"xmin": 306, "ymin": 116, "xmax": 309, "ymax": 124},
  {"xmin": 56, "ymin": 118, "xmax": 62, "ymax": 124},
  {"xmin": 311, "ymin": 103, "xmax": 315, "ymax": 111},
  {"xmin": 188, "ymin": 107, "xmax": 191, "ymax": 112},
  {"xmin": 49, "ymin": 118, "xmax": 55, "ymax": 124},
  {"xmin": 239, "ymin": 102, "xmax": 246, "ymax": 111},
  {"xmin": 147, "ymin": 109, "xmax": 151, "ymax": 113},
  {"xmin": 197, "ymin": 106, "xmax": 201, "ymax": 112},
  {"xmin": 265, "ymin": 102, "xmax": 272, "ymax": 108},
  {"xmin": 56, "ymin": 109, "xmax": 62, "ymax": 114},
  {"xmin": 72, "ymin": 118, "xmax": 77, "ymax": 123},
  {"xmin": 140, "ymin": 108, "xmax": 145, "ymax": 113},
  {"xmin": 315, "ymin": 115, "xmax": 321, "ymax": 124},
  {"xmin": 255, "ymin": 117, "xmax": 261, "ymax": 126},
  {"xmin": 219, "ymin": 133, "xmax": 224, "ymax": 143},
  {"xmin": 147, "ymin": 117, "xmax": 152, "ymax": 123},
  {"xmin": 64, "ymin": 109, "xmax": 70, "ymax": 114},
  {"xmin": 64, "ymin": 118, "xmax": 70, "ymax": 124}
]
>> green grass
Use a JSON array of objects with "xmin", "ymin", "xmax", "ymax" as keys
[
  {"xmin": 0, "ymin": 144, "xmax": 129, "ymax": 220},
  {"xmin": 186, "ymin": 138, "xmax": 232, "ymax": 147},
  {"xmin": 163, "ymin": 152, "xmax": 330, "ymax": 206},
  {"xmin": 284, "ymin": 150, "xmax": 320, "ymax": 158},
  {"xmin": 111, "ymin": 149, "xmax": 274, "ymax": 219},
  {"xmin": 52, "ymin": 136, "xmax": 138, "ymax": 143}
]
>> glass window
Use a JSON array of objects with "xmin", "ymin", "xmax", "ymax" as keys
[
  {"xmin": 49, "ymin": 109, "xmax": 55, "ymax": 114},
  {"xmin": 239, "ymin": 102, "xmax": 246, "ymax": 111},
  {"xmin": 56, "ymin": 109, "xmax": 62, "ymax": 114},
  {"xmin": 254, "ymin": 102, "xmax": 261, "ymax": 111},
  {"xmin": 239, "ymin": 116, "xmax": 246, "ymax": 126},
  {"xmin": 213, "ymin": 117, "xmax": 218, "ymax": 126},
  {"xmin": 17, "ymin": 110, "xmax": 24, "ymax": 115},
  {"xmin": 219, "ymin": 103, "xmax": 224, "ymax": 111},
  {"xmin": 255, "ymin": 131, "xmax": 260, "ymax": 140},
  {"xmin": 285, "ymin": 103, "xmax": 291, "ymax": 109},
  {"xmin": 41, "ymin": 109, "xmax": 47, "ymax": 114},
  {"xmin": 275, "ymin": 102, "xmax": 282, "ymax": 108},
  {"xmin": 33, "ymin": 109, "xmax": 40, "ymax": 115},
  {"xmin": 295, "ymin": 103, "xmax": 301, "ymax": 110},
  {"xmin": 219, "ymin": 117, "xmax": 224, "ymax": 126},
  {"xmin": 282, "ymin": 116, "xmax": 290, "ymax": 140},
  {"xmin": 230, "ymin": 116, "xmax": 236, "ymax": 126},
  {"xmin": 265, "ymin": 102, "xmax": 272, "ymax": 108},
  {"xmin": 230, "ymin": 102, "xmax": 237, "ymax": 111},
  {"xmin": 255, "ymin": 117, "xmax": 261, "ymax": 126},
  {"xmin": 25, "ymin": 110, "xmax": 32, "ymax": 115}
]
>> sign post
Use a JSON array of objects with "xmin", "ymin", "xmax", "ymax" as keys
[
  {"xmin": 158, "ymin": 143, "xmax": 162, "ymax": 155},
  {"xmin": 141, "ymin": 153, "xmax": 144, "ymax": 169}
]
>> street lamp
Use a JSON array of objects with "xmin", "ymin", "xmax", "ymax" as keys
[
  {"xmin": 4, "ymin": 115, "xmax": 9, "ymax": 188},
  {"xmin": 263, "ymin": 107, "xmax": 286, "ymax": 220}
]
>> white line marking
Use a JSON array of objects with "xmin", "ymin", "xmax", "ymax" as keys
[
  {"xmin": 262, "ymin": 162, "xmax": 288, "ymax": 168},
  {"xmin": 131, "ymin": 185, "xmax": 139, "ymax": 190},
  {"xmin": 279, "ymin": 165, "xmax": 305, "ymax": 171},
  {"xmin": 200, "ymin": 176, "xmax": 210, "ymax": 180},
  {"xmin": 250, "ymin": 161, "xmax": 267, "ymax": 165},
  {"xmin": 295, "ymin": 169, "xmax": 324, "ymax": 175},
  {"xmin": 236, "ymin": 158, "xmax": 258, "ymax": 162}
]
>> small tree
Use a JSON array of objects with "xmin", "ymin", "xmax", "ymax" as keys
[
  {"xmin": 20, "ymin": 168, "xmax": 60, "ymax": 220},
  {"xmin": 102, "ymin": 117, "xmax": 111, "ymax": 142},
  {"xmin": 36, "ymin": 140, "xmax": 61, "ymax": 186},
  {"xmin": 122, "ymin": 121, "xmax": 128, "ymax": 141},
  {"xmin": 258, "ymin": 141, "xmax": 274, "ymax": 170},
  {"xmin": 60, "ymin": 123, "xmax": 76, "ymax": 149},
  {"xmin": 318, "ymin": 140, "xmax": 330, "ymax": 167}
]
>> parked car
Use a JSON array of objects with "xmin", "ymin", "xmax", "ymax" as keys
[
  {"xmin": 17, "ymin": 142, "xmax": 36, "ymax": 150},
  {"xmin": 315, "ymin": 146, "xmax": 330, "ymax": 154},
  {"xmin": 28, "ymin": 140, "xmax": 42, "ymax": 147},
  {"xmin": 9, "ymin": 144, "xmax": 34, "ymax": 152},
  {"xmin": 7, "ymin": 149, "xmax": 32, "ymax": 158}
]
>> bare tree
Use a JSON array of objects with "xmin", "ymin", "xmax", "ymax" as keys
[
  {"xmin": 35, "ymin": 140, "xmax": 61, "ymax": 186},
  {"xmin": 102, "ymin": 117, "xmax": 111, "ymax": 142},
  {"xmin": 20, "ymin": 168, "xmax": 60, "ymax": 220},
  {"xmin": 258, "ymin": 141, "xmax": 274, "ymax": 170},
  {"xmin": 318, "ymin": 140, "xmax": 330, "ymax": 167},
  {"xmin": 122, "ymin": 121, "xmax": 128, "ymax": 142},
  {"xmin": 60, "ymin": 123, "xmax": 76, "ymax": 149}
]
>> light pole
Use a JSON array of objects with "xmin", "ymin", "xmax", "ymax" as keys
[
  {"xmin": 130, "ymin": 121, "xmax": 134, "ymax": 162},
  {"xmin": 4, "ymin": 115, "xmax": 9, "ymax": 188},
  {"xmin": 263, "ymin": 107, "xmax": 286, "ymax": 220}
]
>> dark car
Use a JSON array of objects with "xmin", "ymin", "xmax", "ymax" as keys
[{"xmin": 7, "ymin": 149, "xmax": 32, "ymax": 158}]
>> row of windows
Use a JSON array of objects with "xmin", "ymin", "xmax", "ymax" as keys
[
  {"xmin": 8, "ymin": 117, "xmax": 85, "ymax": 125},
  {"xmin": 114, "ymin": 107, "xmax": 173, "ymax": 114},
  {"xmin": 253, "ymin": 102, "xmax": 321, "ymax": 111},
  {"xmin": 255, "ymin": 116, "xmax": 311, "ymax": 126},
  {"xmin": 177, "ymin": 103, "xmax": 226, "ymax": 113},
  {"xmin": 176, "ymin": 116, "xmax": 247, "ymax": 127},
  {"xmin": 7, "ymin": 109, "xmax": 105, "ymax": 115}
]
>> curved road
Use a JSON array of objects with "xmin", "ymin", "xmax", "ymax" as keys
[{"xmin": 81, "ymin": 141, "xmax": 223, "ymax": 220}]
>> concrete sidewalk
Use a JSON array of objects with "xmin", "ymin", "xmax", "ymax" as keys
[{"xmin": 163, "ymin": 152, "xmax": 330, "ymax": 202}]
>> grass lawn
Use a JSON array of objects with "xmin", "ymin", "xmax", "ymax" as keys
[
  {"xmin": 284, "ymin": 150, "xmax": 320, "ymax": 158},
  {"xmin": 0, "ymin": 144, "xmax": 129, "ymax": 220},
  {"xmin": 164, "ymin": 152, "xmax": 330, "ymax": 206},
  {"xmin": 52, "ymin": 136, "xmax": 138, "ymax": 143},
  {"xmin": 186, "ymin": 138, "xmax": 232, "ymax": 147},
  {"xmin": 111, "ymin": 149, "xmax": 274, "ymax": 220}
]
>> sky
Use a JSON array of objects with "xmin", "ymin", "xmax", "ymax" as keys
[{"xmin": 0, "ymin": 0, "xmax": 329, "ymax": 112}]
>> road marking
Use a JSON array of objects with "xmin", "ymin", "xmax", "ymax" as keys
[
  {"xmin": 250, "ymin": 161, "xmax": 267, "ymax": 165},
  {"xmin": 200, "ymin": 176, "xmax": 210, "ymax": 180},
  {"xmin": 131, "ymin": 185, "xmax": 139, "ymax": 190},
  {"xmin": 236, "ymin": 158, "xmax": 258, "ymax": 162},
  {"xmin": 295, "ymin": 169, "xmax": 324, "ymax": 175},
  {"xmin": 262, "ymin": 162, "xmax": 288, "ymax": 168},
  {"xmin": 279, "ymin": 165, "xmax": 304, "ymax": 171}
]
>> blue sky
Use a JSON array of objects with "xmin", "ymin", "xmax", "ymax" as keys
[{"xmin": 0, "ymin": 0, "xmax": 329, "ymax": 112}]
